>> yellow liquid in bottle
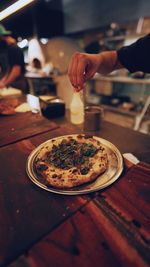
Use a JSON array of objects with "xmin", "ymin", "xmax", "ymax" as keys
[{"xmin": 70, "ymin": 92, "xmax": 84, "ymax": 124}]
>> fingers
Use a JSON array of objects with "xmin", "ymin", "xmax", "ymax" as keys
[
  {"xmin": 0, "ymin": 81, "xmax": 5, "ymax": 89},
  {"xmin": 68, "ymin": 52, "xmax": 79, "ymax": 87},
  {"xmin": 68, "ymin": 52, "xmax": 89, "ymax": 90},
  {"xmin": 74, "ymin": 84, "xmax": 86, "ymax": 92}
]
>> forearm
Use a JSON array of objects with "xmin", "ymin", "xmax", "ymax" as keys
[
  {"xmin": 3, "ymin": 66, "xmax": 21, "ymax": 87},
  {"xmin": 97, "ymin": 51, "xmax": 123, "ymax": 75}
]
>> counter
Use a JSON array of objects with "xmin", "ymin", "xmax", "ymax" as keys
[{"xmin": 0, "ymin": 108, "xmax": 150, "ymax": 267}]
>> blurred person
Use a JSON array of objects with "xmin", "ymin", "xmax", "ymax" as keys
[
  {"xmin": 68, "ymin": 33, "xmax": 150, "ymax": 91},
  {"xmin": 0, "ymin": 24, "xmax": 28, "ymax": 93}
]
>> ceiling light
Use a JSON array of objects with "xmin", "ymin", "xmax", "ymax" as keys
[
  {"xmin": 0, "ymin": 0, "xmax": 35, "ymax": 21},
  {"xmin": 40, "ymin": 38, "xmax": 48, "ymax": 45},
  {"xmin": 17, "ymin": 39, "xmax": 28, "ymax": 48}
]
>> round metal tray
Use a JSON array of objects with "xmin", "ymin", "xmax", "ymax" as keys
[{"xmin": 26, "ymin": 134, "xmax": 123, "ymax": 195}]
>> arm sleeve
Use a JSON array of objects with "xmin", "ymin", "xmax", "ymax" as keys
[
  {"xmin": 117, "ymin": 33, "xmax": 150, "ymax": 73},
  {"xmin": 8, "ymin": 45, "xmax": 25, "ymax": 73}
]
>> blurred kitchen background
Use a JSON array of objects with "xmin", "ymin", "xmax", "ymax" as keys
[{"xmin": 1, "ymin": 0, "xmax": 150, "ymax": 133}]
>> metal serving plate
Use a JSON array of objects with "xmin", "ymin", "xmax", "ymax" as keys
[{"xmin": 26, "ymin": 134, "xmax": 123, "ymax": 195}]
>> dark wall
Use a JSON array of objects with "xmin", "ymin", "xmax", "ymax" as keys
[
  {"xmin": 3, "ymin": 0, "xmax": 64, "ymax": 38},
  {"xmin": 63, "ymin": 0, "xmax": 150, "ymax": 34},
  {"xmin": 34, "ymin": 0, "xmax": 64, "ymax": 38},
  {"xmin": 3, "ymin": 0, "xmax": 150, "ymax": 38}
]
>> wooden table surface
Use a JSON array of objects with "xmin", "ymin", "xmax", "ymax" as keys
[
  {"xmin": 0, "ymin": 111, "xmax": 150, "ymax": 267},
  {"xmin": 0, "ymin": 112, "xmax": 58, "ymax": 147}
]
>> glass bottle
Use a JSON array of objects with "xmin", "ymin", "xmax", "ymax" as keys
[{"xmin": 70, "ymin": 92, "xmax": 84, "ymax": 124}]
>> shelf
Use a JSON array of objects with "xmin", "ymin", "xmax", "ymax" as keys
[
  {"xmin": 94, "ymin": 74, "xmax": 150, "ymax": 85},
  {"xmin": 101, "ymin": 104, "xmax": 150, "ymax": 120},
  {"xmin": 101, "ymin": 104, "xmax": 138, "ymax": 117},
  {"xmin": 104, "ymin": 33, "xmax": 144, "ymax": 42}
]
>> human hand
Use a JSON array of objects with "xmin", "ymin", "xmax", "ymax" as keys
[
  {"xmin": 68, "ymin": 52, "xmax": 102, "ymax": 91},
  {"xmin": 0, "ymin": 81, "xmax": 6, "ymax": 89}
]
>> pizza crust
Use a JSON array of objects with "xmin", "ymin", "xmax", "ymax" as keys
[{"xmin": 34, "ymin": 135, "xmax": 108, "ymax": 189}]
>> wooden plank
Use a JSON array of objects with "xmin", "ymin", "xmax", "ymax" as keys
[
  {"xmin": 1, "ymin": 121, "xmax": 150, "ymax": 266},
  {"xmin": 0, "ymin": 129, "xmax": 91, "ymax": 267},
  {"xmin": 14, "ymin": 202, "xmax": 150, "ymax": 267},
  {"xmin": 5, "ymin": 162, "xmax": 150, "ymax": 267},
  {"xmin": 8, "ymin": 206, "xmax": 123, "ymax": 267},
  {"xmin": 0, "ymin": 112, "xmax": 59, "ymax": 147}
]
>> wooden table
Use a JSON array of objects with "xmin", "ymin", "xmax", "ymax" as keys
[
  {"xmin": 0, "ymin": 110, "xmax": 150, "ymax": 267},
  {"xmin": 0, "ymin": 112, "xmax": 58, "ymax": 147}
]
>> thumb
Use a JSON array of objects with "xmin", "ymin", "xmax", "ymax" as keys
[{"xmin": 84, "ymin": 68, "xmax": 96, "ymax": 81}]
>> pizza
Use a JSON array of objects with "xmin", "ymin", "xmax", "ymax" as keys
[{"xmin": 34, "ymin": 134, "xmax": 108, "ymax": 189}]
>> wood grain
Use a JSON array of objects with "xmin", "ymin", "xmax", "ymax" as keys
[
  {"xmin": 1, "ymin": 118, "xmax": 150, "ymax": 267},
  {"xmin": 0, "ymin": 128, "xmax": 91, "ymax": 267},
  {"xmin": 6, "ymin": 162, "xmax": 150, "ymax": 267},
  {"xmin": 0, "ymin": 112, "xmax": 59, "ymax": 147}
]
